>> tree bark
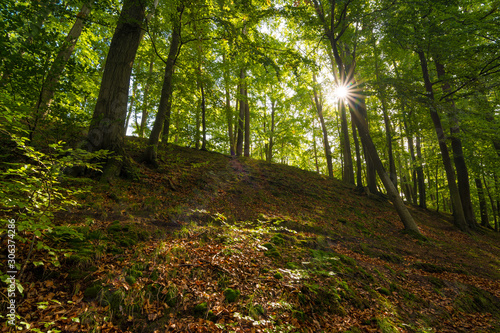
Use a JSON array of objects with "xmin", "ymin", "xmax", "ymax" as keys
[
  {"xmin": 312, "ymin": 0, "xmax": 419, "ymax": 233},
  {"xmin": 435, "ymin": 60, "xmax": 476, "ymax": 229},
  {"xmin": 349, "ymin": 95, "xmax": 421, "ymax": 234},
  {"xmin": 31, "ymin": 1, "xmax": 92, "ymax": 140},
  {"xmin": 312, "ymin": 119, "xmax": 320, "ymax": 173},
  {"xmin": 143, "ymin": 6, "xmax": 183, "ymax": 165},
  {"xmin": 139, "ymin": 56, "xmax": 155, "ymax": 138},
  {"xmin": 312, "ymin": 74, "xmax": 333, "ymax": 178},
  {"xmin": 236, "ymin": 69, "xmax": 246, "ymax": 156},
  {"xmin": 268, "ymin": 99, "xmax": 276, "ymax": 162},
  {"xmin": 416, "ymin": 136, "xmax": 426, "ymax": 208},
  {"xmin": 125, "ymin": 78, "xmax": 138, "ymax": 132},
  {"xmin": 86, "ymin": 0, "xmax": 145, "ymax": 179},
  {"xmin": 373, "ymin": 42, "xmax": 397, "ymax": 187},
  {"xmin": 244, "ymin": 87, "xmax": 250, "ymax": 157},
  {"xmin": 352, "ymin": 99, "xmax": 377, "ymax": 193},
  {"xmin": 223, "ymin": 53, "xmax": 234, "ymax": 155},
  {"xmin": 351, "ymin": 120, "xmax": 363, "ymax": 187},
  {"xmin": 340, "ymin": 99, "xmax": 354, "ymax": 184},
  {"xmin": 417, "ymin": 51, "xmax": 468, "ymax": 231},
  {"xmin": 475, "ymin": 178, "xmax": 490, "ymax": 228},
  {"xmin": 200, "ymin": 83, "xmax": 207, "ymax": 150}
]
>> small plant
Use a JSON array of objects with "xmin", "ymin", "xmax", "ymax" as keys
[
  {"xmin": 0, "ymin": 123, "xmax": 109, "ymax": 278},
  {"xmin": 224, "ymin": 288, "xmax": 240, "ymax": 303}
]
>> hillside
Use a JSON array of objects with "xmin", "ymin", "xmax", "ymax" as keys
[{"xmin": 2, "ymin": 137, "xmax": 500, "ymax": 333}]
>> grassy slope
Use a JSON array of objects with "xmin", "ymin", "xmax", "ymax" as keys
[{"xmin": 4, "ymin": 137, "xmax": 500, "ymax": 333}]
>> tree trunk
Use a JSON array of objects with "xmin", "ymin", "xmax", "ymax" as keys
[
  {"xmin": 312, "ymin": 74, "xmax": 333, "ymax": 178},
  {"xmin": 143, "ymin": 7, "xmax": 182, "ymax": 165},
  {"xmin": 373, "ymin": 42, "xmax": 397, "ymax": 187},
  {"xmin": 416, "ymin": 136, "xmax": 426, "ymax": 208},
  {"xmin": 223, "ymin": 53, "xmax": 234, "ymax": 155},
  {"xmin": 475, "ymin": 178, "xmax": 490, "ymax": 228},
  {"xmin": 352, "ymin": 99, "xmax": 377, "ymax": 193},
  {"xmin": 312, "ymin": 119, "xmax": 320, "ymax": 173},
  {"xmin": 313, "ymin": 0, "xmax": 419, "ymax": 233},
  {"xmin": 236, "ymin": 69, "xmax": 245, "ymax": 156},
  {"xmin": 31, "ymin": 1, "xmax": 92, "ymax": 140},
  {"xmin": 244, "ymin": 87, "xmax": 250, "ymax": 157},
  {"xmin": 125, "ymin": 78, "xmax": 138, "ymax": 132},
  {"xmin": 201, "ymin": 83, "xmax": 207, "ymax": 150},
  {"xmin": 268, "ymin": 99, "xmax": 276, "ymax": 162},
  {"xmin": 86, "ymin": 0, "xmax": 145, "ymax": 179},
  {"xmin": 351, "ymin": 120, "xmax": 363, "ymax": 188},
  {"xmin": 417, "ymin": 51, "xmax": 468, "ymax": 231},
  {"xmin": 340, "ymin": 99, "xmax": 354, "ymax": 183},
  {"xmin": 139, "ymin": 56, "xmax": 155, "ymax": 138},
  {"xmin": 435, "ymin": 60, "xmax": 476, "ymax": 229},
  {"xmin": 349, "ymin": 95, "xmax": 421, "ymax": 234}
]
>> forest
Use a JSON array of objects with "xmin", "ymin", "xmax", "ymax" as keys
[{"xmin": 1, "ymin": 0, "xmax": 500, "ymax": 332}]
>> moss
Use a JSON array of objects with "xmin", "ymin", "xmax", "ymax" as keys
[
  {"xmin": 286, "ymin": 262, "xmax": 300, "ymax": 269},
  {"xmin": 412, "ymin": 262, "xmax": 446, "ymax": 273},
  {"xmin": 125, "ymin": 275, "xmax": 136, "ymax": 285},
  {"xmin": 263, "ymin": 242, "xmax": 275, "ymax": 250},
  {"xmin": 101, "ymin": 289, "xmax": 125, "ymax": 311},
  {"xmin": 377, "ymin": 317, "xmax": 399, "ymax": 333},
  {"xmin": 455, "ymin": 286, "xmax": 500, "ymax": 314},
  {"xmin": 150, "ymin": 269, "xmax": 159, "ymax": 281},
  {"xmin": 264, "ymin": 248, "xmax": 281, "ymax": 258},
  {"xmin": 194, "ymin": 302, "xmax": 208, "ymax": 316},
  {"xmin": 378, "ymin": 287, "xmax": 391, "ymax": 296},
  {"xmin": 84, "ymin": 285, "xmax": 102, "ymax": 299},
  {"xmin": 270, "ymin": 233, "xmax": 286, "ymax": 246},
  {"xmin": 292, "ymin": 310, "xmax": 305, "ymax": 321},
  {"xmin": 274, "ymin": 271, "xmax": 283, "ymax": 279},
  {"xmin": 378, "ymin": 253, "xmax": 403, "ymax": 264},
  {"xmin": 224, "ymin": 288, "xmax": 240, "ymax": 303},
  {"xmin": 249, "ymin": 304, "xmax": 265, "ymax": 319},
  {"xmin": 428, "ymin": 276, "xmax": 446, "ymax": 289}
]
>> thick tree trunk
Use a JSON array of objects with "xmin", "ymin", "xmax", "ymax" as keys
[
  {"xmin": 352, "ymin": 99, "xmax": 377, "ymax": 193},
  {"xmin": 435, "ymin": 60, "xmax": 476, "ymax": 229},
  {"xmin": 349, "ymin": 95, "xmax": 421, "ymax": 234},
  {"xmin": 87, "ymin": 0, "xmax": 145, "ymax": 179},
  {"xmin": 313, "ymin": 0, "xmax": 419, "ymax": 233},
  {"xmin": 143, "ymin": 8, "xmax": 182, "ymax": 165},
  {"xmin": 417, "ymin": 51, "xmax": 468, "ymax": 231},
  {"xmin": 312, "ymin": 74, "xmax": 333, "ymax": 178}
]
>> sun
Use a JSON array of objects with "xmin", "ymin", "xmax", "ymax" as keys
[{"xmin": 334, "ymin": 85, "xmax": 349, "ymax": 99}]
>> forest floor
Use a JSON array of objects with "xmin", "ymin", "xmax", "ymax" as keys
[{"xmin": 2, "ymin": 137, "xmax": 500, "ymax": 332}]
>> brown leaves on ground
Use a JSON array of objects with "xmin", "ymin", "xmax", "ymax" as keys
[{"xmin": 2, "ymin": 140, "xmax": 500, "ymax": 332}]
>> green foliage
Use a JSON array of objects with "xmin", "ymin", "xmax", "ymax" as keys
[{"xmin": 223, "ymin": 288, "xmax": 240, "ymax": 303}]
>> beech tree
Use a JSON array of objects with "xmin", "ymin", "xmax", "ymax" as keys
[{"xmin": 86, "ymin": 0, "xmax": 146, "ymax": 178}]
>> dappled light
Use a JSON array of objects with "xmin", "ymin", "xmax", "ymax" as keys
[{"xmin": 1, "ymin": 0, "xmax": 499, "ymax": 331}]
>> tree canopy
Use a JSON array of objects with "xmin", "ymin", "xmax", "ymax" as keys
[{"xmin": 1, "ymin": 0, "xmax": 499, "ymax": 230}]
